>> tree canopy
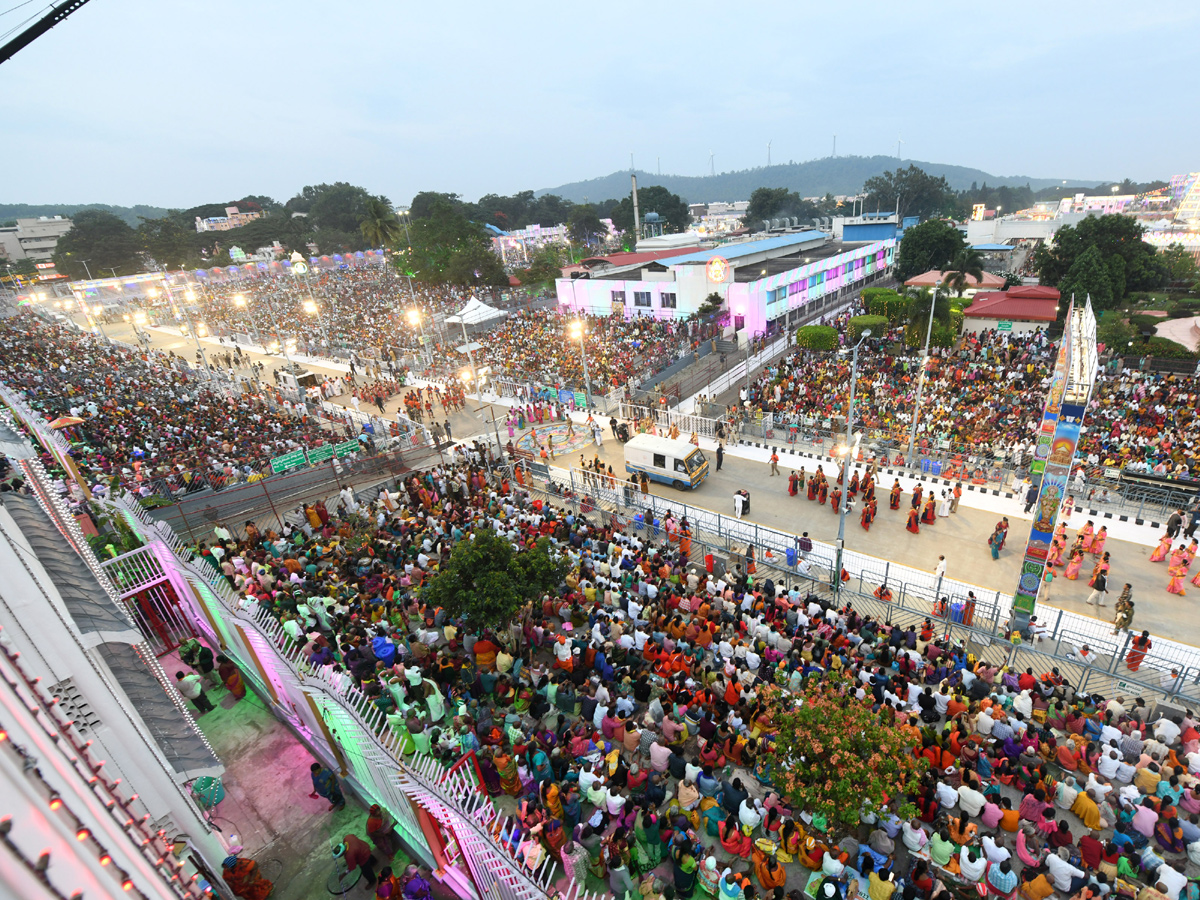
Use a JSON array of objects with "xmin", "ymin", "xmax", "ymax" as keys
[
  {"xmin": 421, "ymin": 530, "xmax": 566, "ymax": 633},
  {"xmin": 894, "ymin": 219, "xmax": 965, "ymax": 282},
  {"xmin": 401, "ymin": 197, "xmax": 507, "ymax": 288},
  {"xmin": 765, "ymin": 678, "xmax": 924, "ymax": 832},
  {"xmin": 53, "ymin": 210, "xmax": 141, "ymax": 279},
  {"xmin": 566, "ymin": 203, "xmax": 608, "ymax": 246},
  {"xmin": 608, "ymin": 185, "xmax": 690, "ymax": 235},
  {"xmin": 1034, "ymin": 214, "xmax": 1165, "ymax": 306},
  {"xmin": 742, "ymin": 187, "xmax": 821, "ymax": 230},
  {"xmin": 1161, "ymin": 242, "xmax": 1198, "ymax": 286},
  {"xmin": 1056, "ymin": 244, "xmax": 1113, "ymax": 311},
  {"xmin": 940, "ymin": 246, "xmax": 985, "ymax": 297},
  {"xmin": 863, "ymin": 165, "xmax": 954, "ymax": 221}
]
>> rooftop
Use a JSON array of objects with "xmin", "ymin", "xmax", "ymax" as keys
[
  {"xmin": 732, "ymin": 240, "xmax": 858, "ymax": 282},
  {"xmin": 904, "ymin": 269, "xmax": 1007, "ymax": 289},
  {"xmin": 659, "ymin": 230, "xmax": 828, "ymax": 266},
  {"xmin": 962, "ymin": 290, "xmax": 1059, "ymax": 322}
]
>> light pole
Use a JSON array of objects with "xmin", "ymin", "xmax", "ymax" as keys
[
  {"xmin": 80, "ymin": 259, "xmax": 93, "ymax": 281},
  {"xmin": 835, "ymin": 328, "xmax": 871, "ymax": 600},
  {"xmin": 407, "ymin": 308, "xmax": 430, "ymax": 366},
  {"xmin": 568, "ymin": 319, "xmax": 592, "ymax": 411},
  {"xmin": 232, "ymin": 293, "xmax": 264, "ymax": 348},
  {"xmin": 303, "ymin": 298, "xmax": 330, "ymax": 348},
  {"xmin": 460, "ymin": 320, "xmax": 482, "ymax": 406},
  {"xmin": 905, "ymin": 287, "xmax": 938, "ymax": 469}
]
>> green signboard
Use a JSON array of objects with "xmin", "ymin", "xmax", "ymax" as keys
[
  {"xmin": 306, "ymin": 443, "xmax": 334, "ymax": 464},
  {"xmin": 997, "ymin": 320, "xmax": 1013, "ymax": 331},
  {"xmin": 334, "ymin": 439, "xmax": 361, "ymax": 458},
  {"xmin": 270, "ymin": 449, "xmax": 306, "ymax": 473},
  {"xmin": 574, "ymin": 391, "xmax": 587, "ymax": 408}
]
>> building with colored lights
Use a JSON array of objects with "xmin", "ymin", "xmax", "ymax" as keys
[
  {"xmin": 555, "ymin": 231, "xmax": 895, "ymax": 337},
  {"xmin": 193, "ymin": 207, "xmax": 262, "ymax": 233}
]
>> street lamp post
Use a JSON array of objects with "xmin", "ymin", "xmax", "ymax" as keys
[
  {"xmin": 568, "ymin": 319, "xmax": 593, "ymax": 411},
  {"xmin": 835, "ymin": 328, "xmax": 871, "ymax": 600},
  {"xmin": 407, "ymin": 308, "xmax": 430, "ymax": 366},
  {"xmin": 232, "ymin": 294, "xmax": 264, "ymax": 348},
  {"xmin": 303, "ymin": 298, "xmax": 330, "ymax": 348},
  {"xmin": 905, "ymin": 287, "xmax": 938, "ymax": 469},
  {"xmin": 460, "ymin": 320, "xmax": 482, "ymax": 406}
]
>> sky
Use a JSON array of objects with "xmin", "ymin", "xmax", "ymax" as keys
[{"xmin": 1, "ymin": 0, "xmax": 1197, "ymax": 209}]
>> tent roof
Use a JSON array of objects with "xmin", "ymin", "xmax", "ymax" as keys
[{"xmin": 446, "ymin": 296, "xmax": 508, "ymax": 325}]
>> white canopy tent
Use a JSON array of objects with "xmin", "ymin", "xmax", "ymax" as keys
[{"xmin": 445, "ymin": 296, "xmax": 508, "ymax": 327}]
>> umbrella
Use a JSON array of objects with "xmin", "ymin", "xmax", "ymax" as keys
[{"xmin": 47, "ymin": 416, "xmax": 84, "ymax": 429}]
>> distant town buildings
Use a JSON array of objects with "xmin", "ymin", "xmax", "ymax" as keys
[
  {"xmin": 194, "ymin": 206, "xmax": 262, "ymax": 233},
  {"xmin": 0, "ymin": 215, "xmax": 73, "ymax": 261}
]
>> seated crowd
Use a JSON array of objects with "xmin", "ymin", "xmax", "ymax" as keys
[{"xmin": 193, "ymin": 461, "xmax": 1200, "ymax": 900}]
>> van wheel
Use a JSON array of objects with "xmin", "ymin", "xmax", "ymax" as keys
[{"xmin": 672, "ymin": 480, "xmax": 685, "ymax": 490}]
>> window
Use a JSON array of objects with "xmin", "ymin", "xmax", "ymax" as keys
[
  {"xmin": 675, "ymin": 458, "xmax": 688, "ymax": 473},
  {"xmin": 611, "ymin": 290, "xmax": 626, "ymax": 304},
  {"xmin": 660, "ymin": 292, "xmax": 677, "ymax": 308},
  {"xmin": 653, "ymin": 453, "xmax": 666, "ymax": 468},
  {"xmin": 633, "ymin": 291, "xmax": 652, "ymax": 307}
]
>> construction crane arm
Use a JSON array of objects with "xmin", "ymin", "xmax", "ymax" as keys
[{"xmin": 0, "ymin": 0, "xmax": 93, "ymax": 67}]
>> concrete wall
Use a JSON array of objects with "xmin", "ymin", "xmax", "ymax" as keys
[{"xmin": 963, "ymin": 316, "xmax": 1044, "ymax": 335}]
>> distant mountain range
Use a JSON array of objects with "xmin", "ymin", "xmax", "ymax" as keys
[
  {"xmin": 0, "ymin": 203, "xmax": 169, "ymax": 227},
  {"xmin": 537, "ymin": 155, "xmax": 1104, "ymax": 204}
]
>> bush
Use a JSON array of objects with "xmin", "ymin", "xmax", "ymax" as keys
[
  {"xmin": 863, "ymin": 288, "xmax": 906, "ymax": 322},
  {"xmin": 905, "ymin": 322, "xmax": 955, "ymax": 350},
  {"xmin": 1128, "ymin": 314, "xmax": 1161, "ymax": 335},
  {"xmin": 795, "ymin": 325, "xmax": 838, "ymax": 351},
  {"xmin": 847, "ymin": 315, "xmax": 888, "ymax": 342},
  {"xmin": 949, "ymin": 309, "xmax": 964, "ymax": 334},
  {"xmin": 1143, "ymin": 336, "xmax": 1199, "ymax": 360}
]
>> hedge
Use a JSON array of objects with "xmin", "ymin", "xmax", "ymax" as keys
[
  {"xmin": 950, "ymin": 310, "xmax": 964, "ymax": 334},
  {"xmin": 1128, "ymin": 314, "xmax": 1162, "ymax": 334},
  {"xmin": 904, "ymin": 323, "xmax": 955, "ymax": 350},
  {"xmin": 863, "ymin": 288, "xmax": 907, "ymax": 322},
  {"xmin": 1142, "ymin": 336, "xmax": 1199, "ymax": 360},
  {"xmin": 847, "ymin": 315, "xmax": 888, "ymax": 342},
  {"xmin": 795, "ymin": 325, "xmax": 838, "ymax": 351}
]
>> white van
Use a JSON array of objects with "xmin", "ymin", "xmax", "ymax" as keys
[{"xmin": 623, "ymin": 433, "xmax": 709, "ymax": 490}]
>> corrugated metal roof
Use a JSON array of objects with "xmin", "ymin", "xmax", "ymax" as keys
[
  {"xmin": 962, "ymin": 292, "xmax": 1058, "ymax": 321},
  {"xmin": 658, "ymin": 231, "xmax": 828, "ymax": 266},
  {"xmin": 3, "ymin": 492, "xmax": 142, "ymax": 647},
  {"xmin": 98, "ymin": 642, "xmax": 223, "ymax": 781}
]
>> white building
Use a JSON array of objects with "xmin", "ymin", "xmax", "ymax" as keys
[
  {"xmin": 0, "ymin": 216, "xmax": 73, "ymax": 261},
  {"xmin": 0, "ymin": 456, "xmax": 227, "ymax": 895},
  {"xmin": 556, "ymin": 231, "xmax": 894, "ymax": 337}
]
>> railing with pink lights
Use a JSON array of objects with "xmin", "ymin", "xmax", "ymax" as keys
[{"xmin": 98, "ymin": 490, "xmax": 595, "ymax": 900}]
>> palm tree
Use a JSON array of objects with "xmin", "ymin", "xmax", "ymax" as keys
[
  {"xmin": 905, "ymin": 288, "xmax": 951, "ymax": 329},
  {"xmin": 359, "ymin": 196, "xmax": 402, "ymax": 249},
  {"xmin": 940, "ymin": 247, "xmax": 985, "ymax": 297}
]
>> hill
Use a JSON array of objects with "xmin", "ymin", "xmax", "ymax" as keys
[
  {"xmin": 0, "ymin": 203, "xmax": 169, "ymax": 228},
  {"xmin": 537, "ymin": 155, "xmax": 1103, "ymax": 204}
]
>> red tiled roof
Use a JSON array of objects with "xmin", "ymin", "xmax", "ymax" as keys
[
  {"xmin": 904, "ymin": 270, "xmax": 1007, "ymax": 289},
  {"xmin": 962, "ymin": 291, "xmax": 1059, "ymax": 322},
  {"xmin": 1005, "ymin": 285, "xmax": 1061, "ymax": 300},
  {"xmin": 580, "ymin": 247, "xmax": 704, "ymax": 268}
]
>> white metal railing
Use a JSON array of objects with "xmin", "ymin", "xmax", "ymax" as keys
[{"xmin": 99, "ymin": 491, "xmax": 566, "ymax": 900}]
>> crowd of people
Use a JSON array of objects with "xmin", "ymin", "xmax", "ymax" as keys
[
  {"xmin": 181, "ymin": 460, "xmax": 1200, "ymax": 900},
  {"xmin": 476, "ymin": 311, "xmax": 696, "ymax": 391},
  {"xmin": 0, "ymin": 314, "xmax": 337, "ymax": 498},
  {"xmin": 734, "ymin": 324, "xmax": 1200, "ymax": 484}
]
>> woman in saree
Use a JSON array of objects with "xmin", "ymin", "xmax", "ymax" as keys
[
  {"xmin": 635, "ymin": 810, "xmax": 663, "ymax": 869},
  {"xmin": 495, "ymin": 748, "xmax": 523, "ymax": 796}
]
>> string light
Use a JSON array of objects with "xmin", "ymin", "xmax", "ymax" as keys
[
  {"xmin": 75, "ymin": 827, "xmax": 91, "ymax": 841},
  {"xmin": 49, "ymin": 793, "xmax": 63, "ymax": 810}
]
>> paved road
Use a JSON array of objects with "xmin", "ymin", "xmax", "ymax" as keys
[{"xmin": 83, "ymin": 314, "xmax": 1196, "ymax": 645}]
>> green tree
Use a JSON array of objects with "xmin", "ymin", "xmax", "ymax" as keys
[
  {"xmin": 940, "ymin": 246, "xmax": 985, "ymax": 297},
  {"xmin": 1057, "ymin": 245, "xmax": 1113, "ymax": 310},
  {"xmin": 359, "ymin": 196, "xmax": 402, "ymax": 249},
  {"xmin": 53, "ymin": 210, "xmax": 141, "ymax": 279},
  {"xmin": 567, "ymin": 204, "xmax": 607, "ymax": 246},
  {"xmin": 764, "ymin": 679, "xmax": 924, "ymax": 833},
  {"xmin": 894, "ymin": 219, "xmax": 965, "ymax": 282},
  {"xmin": 9, "ymin": 257, "xmax": 38, "ymax": 277},
  {"xmin": 138, "ymin": 213, "xmax": 199, "ymax": 269},
  {"xmin": 1097, "ymin": 314, "xmax": 1137, "ymax": 350},
  {"xmin": 522, "ymin": 245, "xmax": 568, "ymax": 286},
  {"xmin": 1034, "ymin": 214, "xmax": 1165, "ymax": 301},
  {"xmin": 906, "ymin": 288, "xmax": 952, "ymax": 330},
  {"xmin": 608, "ymin": 185, "xmax": 690, "ymax": 235},
  {"xmin": 863, "ymin": 165, "xmax": 954, "ymax": 222},
  {"xmin": 1162, "ymin": 243, "xmax": 1198, "ymax": 285},
  {"xmin": 741, "ymin": 187, "xmax": 821, "ymax": 231},
  {"xmin": 795, "ymin": 325, "xmax": 838, "ymax": 351},
  {"xmin": 693, "ymin": 292, "xmax": 725, "ymax": 324},
  {"xmin": 422, "ymin": 531, "xmax": 566, "ymax": 632},
  {"xmin": 403, "ymin": 197, "xmax": 504, "ymax": 286}
]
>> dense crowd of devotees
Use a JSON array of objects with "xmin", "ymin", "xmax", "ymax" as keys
[
  {"xmin": 730, "ymin": 315, "xmax": 1199, "ymax": 483},
  {"xmin": 171, "ymin": 460, "xmax": 1200, "ymax": 900}
]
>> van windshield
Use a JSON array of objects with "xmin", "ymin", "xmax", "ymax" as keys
[{"xmin": 685, "ymin": 450, "xmax": 706, "ymax": 473}]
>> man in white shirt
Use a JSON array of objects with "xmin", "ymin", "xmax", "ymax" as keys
[
  {"xmin": 958, "ymin": 782, "xmax": 986, "ymax": 817},
  {"xmin": 1045, "ymin": 849, "xmax": 1085, "ymax": 893},
  {"xmin": 982, "ymin": 835, "xmax": 1010, "ymax": 864}
]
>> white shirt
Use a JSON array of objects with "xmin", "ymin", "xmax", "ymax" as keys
[{"xmin": 982, "ymin": 836, "xmax": 1010, "ymax": 864}]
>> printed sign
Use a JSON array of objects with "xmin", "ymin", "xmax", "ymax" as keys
[
  {"xmin": 270, "ymin": 449, "xmax": 306, "ymax": 473},
  {"xmin": 306, "ymin": 444, "xmax": 334, "ymax": 464},
  {"xmin": 334, "ymin": 439, "xmax": 361, "ymax": 458}
]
